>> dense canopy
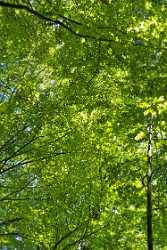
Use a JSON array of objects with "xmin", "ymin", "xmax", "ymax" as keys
[{"xmin": 0, "ymin": 0, "xmax": 167, "ymax": 249}]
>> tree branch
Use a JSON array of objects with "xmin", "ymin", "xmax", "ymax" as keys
[
  {"xmin": 52, "ymin": 222, "xmax": 88, "ymax": 250},
  {"xmin": 0, "ymin": 151, "xmax": 70, "ymax": 175},
  {"xmin": 0, "ymin": 1, "xmax": 81, "ymax": 25},
  {"xmin": 0, "ymin": 0, "xmax": 116, "ymax": 42},
  {"xmin": 0, "ymin": 217, "xmax": 23, "ymax": 226},
  {"xmin": 62, "ymin": 223, "xmax": 108, "ymax": 250}
]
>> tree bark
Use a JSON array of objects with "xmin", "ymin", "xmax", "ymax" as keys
[
  {"xmin": 146, "ymin": 123, "xmax": 153, "ymax": 250},
  {"xmin": 147, "ymin": 178, "xmax": 153, "ymax": 250}
]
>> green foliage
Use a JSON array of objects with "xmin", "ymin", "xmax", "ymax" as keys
[{"xmin": 0, "ymin": 0, "xmax": 166, "ymax": 249}]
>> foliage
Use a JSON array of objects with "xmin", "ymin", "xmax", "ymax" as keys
[{"xmin": 0, "ymin": 0, "xmax": 167, "ymax": 249}]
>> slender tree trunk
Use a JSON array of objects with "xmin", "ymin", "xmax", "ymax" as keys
[
  {"xmin": 147, "ymin": 176, "xmax": 153, "ymax": 250},
  {"xmin": 146, "ymin": 123, "xmax": 153, "ymax": 250}
]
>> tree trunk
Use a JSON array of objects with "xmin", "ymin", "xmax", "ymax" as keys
[
  {"xmin": 146, "ymin": 123, "xmax": 153, "ymax": 250},
  {"xmin": 147, "ymin": 178, "xmax": 153, "ymax": 250}
]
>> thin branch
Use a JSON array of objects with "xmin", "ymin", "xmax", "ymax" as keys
[
  {"xmin": 0, "ymin": 1, "xmax": 167, "ymax": 50},
  {"xmin": 0, "ymin": 0, "xmax": 116, "ymax": 42},
  {"xmin": 52, "ymin": 222, "xmax": 87, "ymax": 250},
  {"xmin": 62, "ymin": 223, "xmax": 108, "ymax": 250},
  {"xmin": 0, "ymin": 217, "xmax": 24, "ymax": 226},
  {"xmin": 0, "ymin": 232, "xmax": 20, "ymax": 236},
  {"xmin": 0, "ymin": 176, "xmax": 37, "ymax": 202},
  {"xmin": 0, "ymin": 134, "xmax": 42, "ymax": 165},
  {"xmin": 0, "ymin": 1, "xmax": 81, "ymax": 25},
  {"xmin": 0, "ymin": 124, "xmax": 29, "ymax": 153},
  {"xmin": 0, "ymin": 151, "xmax": 70, "ymax": 175}
]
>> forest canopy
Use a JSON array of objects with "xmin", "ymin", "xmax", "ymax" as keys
[{"xmin": 0, "ymin": 0, "xmax": 167, "ymax": 249}]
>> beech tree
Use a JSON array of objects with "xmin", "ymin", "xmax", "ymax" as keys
[{"xmin": 0, "ymin": 0, "xmax": 167, "ymax": 249}]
